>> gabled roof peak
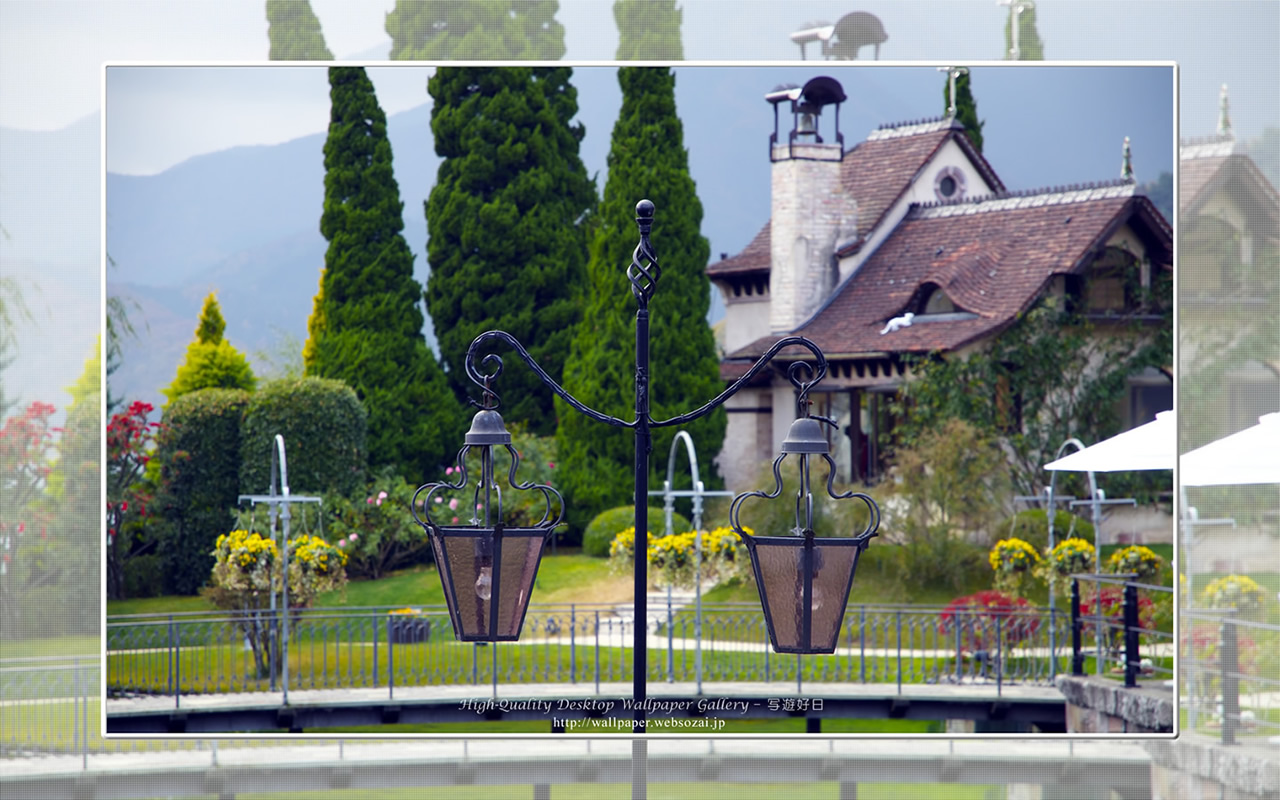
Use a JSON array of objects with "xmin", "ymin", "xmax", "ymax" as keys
[
  {"xmin": 908, "ymin": 179, "xmax": 1137, "ymax": 218},
  {"xmin": 1180, "ymin": 134, "xmax": 1237, "ymax": 160},
  {"xmin": 867, "ymin": 115, "xmax": 963, "ymax": 140}
]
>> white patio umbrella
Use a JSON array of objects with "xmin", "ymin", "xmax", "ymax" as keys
[
  {"xmin": 1044, "ymin": 410, "xmax": 1175, "ymax": 473},
  {"xmin": 1180, "ymin": 412, "xmax": 1280, "ymax": 486}
]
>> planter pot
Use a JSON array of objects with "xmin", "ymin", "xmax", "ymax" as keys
[{"xmin": 388, "ymin": 616, "xmax": 431, "ymax": 645}]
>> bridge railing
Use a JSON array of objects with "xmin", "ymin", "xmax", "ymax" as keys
[
  {"xmin": 1181, "ymin": 609, "xmax": 1280, "ymax": 745},
  {"xmin": 106, "ymin": 602, "xmax": 1075, "ymax": 702},
  {"xmin": 1068, "ymin": 574, "xmax": 1175, "ymax": 687}
]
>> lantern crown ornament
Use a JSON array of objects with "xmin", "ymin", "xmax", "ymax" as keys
[
  {"xmin": 411, "ymin": 355, "xmax": 564, "ymax": 642},
  {"xmin": 729, "ymin": 361, "xmax": 881, "ymax": 654}
]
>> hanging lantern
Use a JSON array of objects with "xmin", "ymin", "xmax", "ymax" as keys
[
  {"xmin": 730, "ymin": 364, "xmax": 880, "ymax": 654},
  {"xmin": 411, "ymin": 358, "xmax": 563, "ymax": 642}
]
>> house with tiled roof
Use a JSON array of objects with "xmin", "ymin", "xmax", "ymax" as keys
[
  {"xmin": 708, "ymin": 76, "xmax": 1173, "ymax": 490},
  {"xmin": 1179, "ymin": 85, "xmax": 1280, "ymax": 443}
]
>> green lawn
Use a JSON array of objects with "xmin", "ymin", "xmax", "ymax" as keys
[
  {"xmin": 107, "ymin": 554, "xmax": 619, "ymax": 618},
  {"xmin": 0, "ymin": 635, "xmax": 100, "ymax": 659}
]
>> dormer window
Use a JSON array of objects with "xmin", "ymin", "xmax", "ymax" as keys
[
  {"xmin": 1085, "ymin": 246, "xmax": 1142, "ymax": 314},
  {"xmin": 914, "ymin": 283, "xmax": 958, "ymax": 315},
  {"xmin": 933, "ymin": 166, "xmax": 967, "ymax": 201},
  {"xmin": 922, "ymin": 286, "xmax": 956, "ymax": 314}
]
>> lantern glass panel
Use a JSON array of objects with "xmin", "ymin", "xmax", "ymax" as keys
[
  {"xmin": 439, "ymin": 534, "xmax": 493, "ymax": 639},
  {"xmin": 810, "ymin": 542, "xmax": 861, "ymax": 651},
  {"xmin": 494, "ymin": 533, "xmax": 547, "ymax": 638},
  {"xmin": 754, "ymin": 542, "xmax": 802, "ymax": 650}
]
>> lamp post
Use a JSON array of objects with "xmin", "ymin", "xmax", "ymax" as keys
[{"xmin": 412, "ymin": 199, "xmax": 879, "ymax": 736}]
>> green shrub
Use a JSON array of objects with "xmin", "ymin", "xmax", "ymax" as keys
[
  {"xmin": 122, "ymin": 554, "xmax": 165, "ymax": 599},
  {"xmin": 320, "ymin": 467, "xmax": 431, "ymax": 581},
  {"xmin": 239, "ymin": 377, "xmax": 367, "ymax": 497},
  {"xmin": 154, "ymin": 388, "xmax": 251, "ymax": 595},
  {"xmin": 996, "ymin": 508, "xmax": 1095, "ymax": 553},
  {"xmin": 583, "ymin": 505, "xmax": 690, "ymax": 558}
]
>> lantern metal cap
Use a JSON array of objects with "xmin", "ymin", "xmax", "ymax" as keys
[
  {"xmin": 465, "ymin": 409, "xmax": 512, "ymax": 445},
  {"xmin": 781, "ymin": 417, "xmax": 830, "ymax": 454}
]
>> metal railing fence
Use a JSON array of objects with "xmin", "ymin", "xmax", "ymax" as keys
[
  {"xmin": 105, "ymin": 602, "xmax": 1080, "ymax": 704},
  {"xmin": 1068, "ymin": 575, "xmax": 1175, "ymax": 688},
  {"xmin": 1181, "ymin": 609, "xmax": 1280, "ymax": 746}
]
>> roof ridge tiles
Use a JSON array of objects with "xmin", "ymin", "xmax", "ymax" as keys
[
  {"xmin": 866, "ymin": 115, "xmax": 962, "ymax": 141},
  {"xmin": 908, "ymin": 179, "xmax": 1137, "ymax": 217}
]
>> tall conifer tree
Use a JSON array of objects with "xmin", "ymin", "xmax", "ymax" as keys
[
  {"xmin": 946, "ymin": 70, "xmax": 985, "ymax": 153},
  {"xmin": 309, "ymin": 66, "xmax": 462, "ymax": 479},
  {"xmin": 556, "ymin": 67, "xmax": 724, "ymax": 530},
  {"xmin": 266, "ymin": 0, "xmax": 334, "ymax": 60},
  {"xmin": 424, "ymin": 67, "xmax": 595, "ymax": 434},
  {"xmin": 614, "ymin": 0, "xmax": 683, "ymax": 60},
  {"xmin": 1004, "ymin": 5, "xmax": 1045, "ymax": 60},
  {"xmin": 387, "ymin": 1, "xmax": 565, "ymax": 60}
]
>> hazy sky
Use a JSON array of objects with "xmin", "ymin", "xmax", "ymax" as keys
[
  {"xmin": 105, "ymin": 64, "xmax": 1176, "ymax": 191},
  {"xmin": 3, "ymin": 0, "xmax": 1277, "ymax": 139}
]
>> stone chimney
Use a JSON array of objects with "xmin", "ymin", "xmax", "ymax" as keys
[{"xmin": 766, "ymin": 77, "xmax": 857, "ymax": 333}]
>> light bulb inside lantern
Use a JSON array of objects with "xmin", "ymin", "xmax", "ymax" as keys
[
  {"xmin": 475, "ymin": 567, "xmax": 492, "ymax": 600},
  {"xmin": 811, "ymin": 584, "xmax": 824, "ymax": 613}
]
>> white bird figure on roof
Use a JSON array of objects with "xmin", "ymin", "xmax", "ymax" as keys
[{"xmin": 879, "ymin": 312, "xmax": 914, "ymax": 335}]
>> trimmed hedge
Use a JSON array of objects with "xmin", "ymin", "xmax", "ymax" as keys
[
  {"xmin": 583, "ymin": 505, "xmax": 691, "ymax": 558},
  {"xmin": 239, "ymin": 377, "xmax": 368, "ymax": 497},
  {"xmin": 155, "ymin": 388, "xmax": 251, "ymax": 595}
]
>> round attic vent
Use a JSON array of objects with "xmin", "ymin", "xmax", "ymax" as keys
[{"xmin": 934, "ymin": 166, "xmax": 967, "ymax": 201}]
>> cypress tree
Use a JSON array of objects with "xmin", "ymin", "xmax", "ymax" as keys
[
  {"xmin": 194, "ymin": 291, "xmax": 226, "ymax": 344},
  {"xmin": 424, "ymin": 67, "xmax": 595, "ymax": 434},
  {"xmin": 556, "ymin": 67, "xmax": 724, "ymax": 532},
  {"xmin": 614, "ymin": 0, "xmax": 683, "ymax": 60},
  {"xmin": 266, "ymin": 0, "xmax": 334, "ymax": 60},
  {"xmin": 162, "ymin": 292, "xmax": 256, "ymax": 405},
  {"xmin": 946, "ymin": 70, "xmax": 985, "ymax": 153},
  {"xmin": 386, "ymin": 0, "xmax": 565, "ymax": 60},
  {"xmin": 309, "ymin": 66, "xmax": 463, "ymax": 480},
  {"xmin": 1004, "ymin": 5, "xmax": 1045, "ymax": 60}
]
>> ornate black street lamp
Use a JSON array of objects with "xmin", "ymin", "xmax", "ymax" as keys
[
  {"xmin": 411, "ymin": 200, "xmax": 879, "ymax": 730},
  {"xmin": 729, "ymin": 364, "xmax": 881, "ymax": 654},
  {"xmin": 411, "ymin": 369, "xmax": 563, "ymax": 642}
]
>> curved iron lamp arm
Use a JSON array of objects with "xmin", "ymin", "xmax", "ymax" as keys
[
  {"xmin": 651, "ymin": 336, "xmax": 827, "ymax": 429},
  {"xmin": 464, "ymin": 332, "xmax": 633, "ymax": 429}
]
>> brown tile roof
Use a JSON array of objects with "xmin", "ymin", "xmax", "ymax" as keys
[
  {"xmin": 843, "ymin": 119, "xmax": 1005, "ymax": 241},
  {"xmin": 707, "ymin": 118, "xmax": 1004, "ymax": 278},
  {"xmin": 707, "ymin": 222, "xmax": 770, "ymax": 276},
  {"xmin": 1179, "ymin": 155, "xmax": 1228, "ymax": 216},
  {"xmin": 726, "ymin": 183, "xmax": 1171, "ymax": 362},
  {"xmin": 1179, "ymin": 151, "xmax": 1280, "ymax": 232}
]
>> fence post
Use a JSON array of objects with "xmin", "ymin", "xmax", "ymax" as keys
[
  {"xmin": 860, "ymin": 606, "xmax": 867, "ymax": 684},
  {"xmin": 895, "ymin": 608, "xmax": 903, "ymax": 696},
  {"xmin": 387, "ymin": 614, "xmax": 394, "ymax": 700},
  {"xmin": 373, "ymin": 614, "xmax": 379, "ymax": 688},
  {"xmin": 594, "ymin": 610, "xmax": 601, "ymax": 695},
  {"xmin": 1123, "ymin": 581, "xmax": 1140, "ymax": 688},
  {"xmin": 995, "ymin": 615, "xmax": 1003, "ymax": 696},
  {"xmin": 570, "ymin": 605, "xmax": 577, "ymax": 684},
  {"xmin": 1070, "ymin": 580, "xmax": 1084, "ymax": 676},
  {"xmin": 666, "ymin": 588, "xmax": 674, "ymax": 683},
  {"xmin": 1220, "ymin": 613, "xmax": 1239, "ymax": 746}
]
